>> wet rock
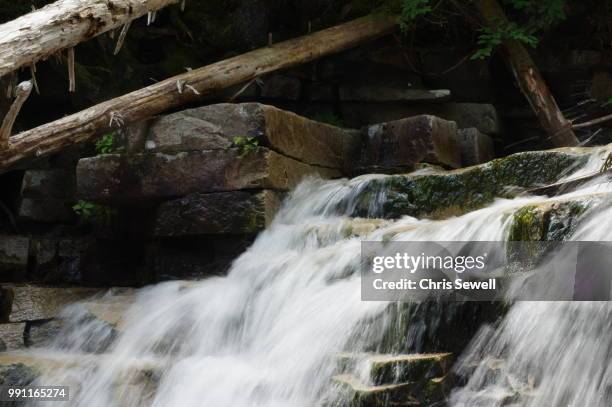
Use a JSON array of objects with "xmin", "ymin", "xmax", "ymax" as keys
[
  {"xmin": 145, "ymin": 103, "xmax": 359, "ymax": 169},
  {"xmin": 458, "ymin": 128, "xmax": 495, "ymax": 166},
  {"xmin": 335, "ymin": 352, "xmax": 452, "ymax": 386},
  {"xmin": 349, "ymin": 149, "xmax": 589, "ymax": 220},
  {"xmin": 25, "ymin": 319, "xmax": 63, "ymax": 348},
  {"xmin": 17, "ymin": 198, "xmax": 74, "ymax": 223},
  {"xmin": 5, "ymin": 285, "xmax": 102, "ymax": 322},
  {"xmin": 260, "ymin": 75, "xmax": 302, "ymax": 100},
  {"xmin": 0, "ymin": 323, "xmax": 26, "ymax": 350},
  {"xmin": 508, "ymin": 193, "xmax": 601, "ymax": 242},
  {"xmin": 0, "ymin": 236, "xmax": 29, "ymax": 281},
  {"xmin": 358, "ymin": 115, "xmax": 461, "ymax": 172},
  {"xmin": 77, "ymin": 148, "xmax": 341, "ymax": 204},
  {"xmin": 0, "ymin": 358, "xmax": 38, "ymax": 387},
  {"xmin": 339, "ymin": 85, "xmax": 450, "ymax": 102},
  {"xmin": 155, "ymin": 190, "xmax": 282, "ymax": 236}
]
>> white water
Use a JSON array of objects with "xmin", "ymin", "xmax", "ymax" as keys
[{"xmin": 20, "ymin": 146, "xmax": 612, "ymax": 406}]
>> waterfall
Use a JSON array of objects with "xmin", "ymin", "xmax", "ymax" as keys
[{"xmin": 17, "ymin": 147, "xmax": 612, "ymax": 407}]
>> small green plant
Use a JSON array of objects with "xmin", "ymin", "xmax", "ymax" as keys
[
  {"xmin": 232, "ymin": 136, "xmax": 260, "ymax": 157},
  {"xmin": 72, "ymin": 200, "xmax": 116, "ymax": 225},
  {"xmin": 95, "ymin": 133, "xmax": 121, "ymax": 154},
  {"xmin": 72, "ymin": 200, "xmax": 96, "ymax": 220}
]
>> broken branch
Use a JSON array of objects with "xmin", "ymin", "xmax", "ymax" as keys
[{"xmin": 0, "ymin": 81, "xmax": 33, "ymax": 149}]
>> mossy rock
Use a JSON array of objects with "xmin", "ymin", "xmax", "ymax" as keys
[
  {"xmin": 347, "ymin": 150, "xmax": 590, "ymax": 220},
  {"xmin": 508, "ymin": 194, "xmax": 599, "ymax": 242}
]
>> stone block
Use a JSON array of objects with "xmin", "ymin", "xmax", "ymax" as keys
[
  {"xmin": 458, "ymin": 128, "xmax": 495, "ymax": 166},
  {"xmin": 341, "ymin": 103, "xmax": 500, "ymax": 135},
  {"xmin": 20, "ymin": 170, "xmax": 75, "ymax": 199},
  {"xmin": 145, "ymin": 103, "xmax": 359, "ymax": 169},
  {"xmin": 0, "ymin": 323, "xmax": 26, "ymax": 350},
  {"xmin": 339, "ymin": 85, "xmax": 450, "ymax": 102},
  {"xmin": 0, "ymin": 236, "xmax": 29, "ymax": 280},
  {"xmin": 5, "ymin": 285, "xmax": 102, "ymax": 322},
  {"xmin": 155, "ymin": 190, "xmax": 282, "ymax": 236},
  {"xmin": 17, "ymin": 198, "xmax": 74, "ymax": 223},
  {"xmin": 77, "ymin": 148, "xmax": 340, "ymax": 203},
  {"xmin": 359, "ymin": 115, "xmax": 461, "ymax": 171}
]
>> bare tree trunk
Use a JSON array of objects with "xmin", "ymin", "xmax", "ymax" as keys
[
  {"xmin": 0, "ymin": 15, "xmax": 397, "ymax": 173},
  {"xmin": 0, "ymin": 0, "xmax": 179, "ymax": 78},
  {"xmin": 475, "ymin": 0, "xmax": 579, "ymax": 147}
]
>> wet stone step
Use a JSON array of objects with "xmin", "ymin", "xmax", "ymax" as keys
[
  {"xmin": 331, "ymin": 373, "xmax": 450, "ymax": 407},
  {"xmin": 335, "ymin": 352, "xmax": 452, "ymax": 386}
]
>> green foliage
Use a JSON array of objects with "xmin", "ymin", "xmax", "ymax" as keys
[
  {"xmin": 95, "ymin": 133, "xmax": 122, "ymax": 155},
  {"xmin": 395, "ymin": 0, "xmax": 567, "ymax": 60},
  {"xmin": 471, "ymin": 22, "xmax": 538, "ymax": 60},
  {"xmin": 72, "ymin": 200, "xmax": 95, "ymax": 219},
  {"xmin": 312, "ymin": 112, "xmax": 345, "ymax": 128},
  {"xmin": 399, "ymin": 0, "xmax": 432, "ymax": 31},
  {"xmin": 72, "ymin": 200, "xmax": 116, "ymax": 225},
  {"xmin": 232, "ymin": 136, "xmax": 260, "ymax": 157}
]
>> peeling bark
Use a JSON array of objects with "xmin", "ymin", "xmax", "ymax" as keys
[
  {"xmin": 475, "ymin": 0, "xmax": 579, "ymax": 147},
  {"xmin": 0, "ymin": 15, "xmax": 397, "ymax": 173},
  {"xmin": 0, "ymin": 0, "xmax": 180, "ymax": 78}
]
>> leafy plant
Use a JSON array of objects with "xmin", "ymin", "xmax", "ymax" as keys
[
  {"xmin": 471, "ymin": 22, "xmax": 538, "ymax": 60},
  {"xmin": 72, "ymin": 200, "xmax": 116, "ymax": 225},
  {"xmin": 232, "ymin": 136, "xmax": 260, "ymax": 157},
  {"xmin": 95, "ymin": 133, "xmax": 121, "ymax": 154},
  {"xmin": 72, "ymin": 200, "xmax": 96, "ymax": 220}
]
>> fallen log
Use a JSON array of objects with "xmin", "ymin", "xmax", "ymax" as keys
[
  {"xmin": 475, "ymin": 0, "xmax": 579, "ymax": 148},
  {"xmin": 0, "ymin": 14, "xmax": 396, "ymax": 173},
  {"xmin": 0, "ymin": 0, "xmax": 180, "ymax": 78}
]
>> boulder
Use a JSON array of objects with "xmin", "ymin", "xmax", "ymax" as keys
[
  {"xmin": 358, "ymin": 115, "xmax": 461, "ymax": 172},
  {"xmin": 0, "ymin": 323, "xmax": 26, "ymax": 350},
  {"xmin": 77, "ymin": 148, "xmax": 341, "ymax": 203},
  {"xmin": 0, "ymin": 236, "xmax": 29, "ymax": 280},
  {"xmin": 346, "ymin": 149, "xmax": 590, "ymax": 220},
  {"xmin": 5, "ymin": 285, "xmax": 102, "ymax": 322},
  {"xmin": 458, "ymin": 128, "xmax": 495, "ymax": 166},
  {"xmin": 339, "ymin": 85, "xmax": 450, "ymax": 102},
  {"xmin": 145, "ymin": 103, "xmax": 359, "ymax": 169},
  {"xmin": 155, "ymin": 190, "xmax": 282, "ymax": 236},
  {"xmin": 25, "ymin": 319, "xmax": 63, "ymax": 348}
]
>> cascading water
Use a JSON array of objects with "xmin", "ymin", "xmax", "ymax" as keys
[{"xmin": 16, "ymin": 146, "xmax": 612, "ymax": 407}]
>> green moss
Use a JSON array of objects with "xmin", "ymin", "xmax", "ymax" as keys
[
  {"xmin": 351, "ymin": 150, "xmax": 588, "ymax": 219},
  {"xmin": 509, "ymin": 206, "xmax": 545, "ymax": 242}
]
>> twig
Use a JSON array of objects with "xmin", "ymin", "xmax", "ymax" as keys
[
  {"xmin": 30, "ymin": 64, "xmax": 40, "ymax": 94},
  {"xmin": 67, "ymin": 47, "xmax": 76, "ymax": 92},
  {"xmin": 0, "ymin": 81, "xmax": 33, "ymax": 149},
  {"xmin": 572, "ymin": 112, "xmax": 612, "ymax": 130},
  {"xmin": 114, "ymin": 21, "xmax": 132, "ymax": 55},
  {"xmin": 181, "ymin": 0, "xmax": 186, "ymax": 11}
]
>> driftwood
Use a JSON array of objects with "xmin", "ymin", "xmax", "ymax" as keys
[
  {"xmin": 475, "ymin": 0, "xmax": 579, "ymax": 148},
  {"xmin": 0, "ymin": 15, "xmax": 396, "ymax": 173},
  {"xmin": 0, "ymin": 0, "xmax": 180, "ymax": 78}
]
